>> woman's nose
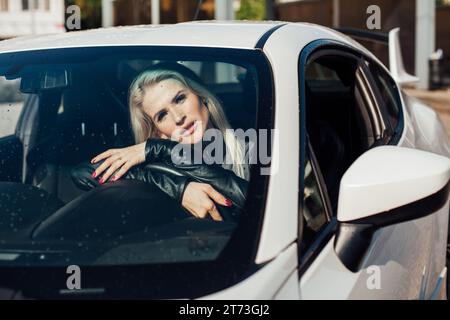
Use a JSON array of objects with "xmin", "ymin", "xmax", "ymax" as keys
[{"xmin": 170, "ymin": 110, "xmax": 186, "ymax": 126}]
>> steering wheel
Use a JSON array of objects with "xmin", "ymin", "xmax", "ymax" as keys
[
  {"xmin": 71, "ymin": 160, "xmax": 242, "ymax": 219},
  {"xmin": 32, "ymin": 179, "xmax": 192, "ymax": 241}
]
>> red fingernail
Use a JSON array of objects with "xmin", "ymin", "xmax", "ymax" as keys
[
  {"xmin": 225, "ymin": 199, "xmax": 232, "ymax": 207},
  {"xmin": 99, "ymin": 178, "xmax": 104, "ymax": 184},
  {"xmin": 91, "ymin": 172, "xmax": 97, "ymax": 178},
  {"xmin": 111, "ymin": 176, "xmax": 117, "ymax": 182}
]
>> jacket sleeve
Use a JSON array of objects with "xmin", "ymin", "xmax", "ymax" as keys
[
  {"xmin": 144, "ymin": 139, "xmax": 179, "ymax": 163},
  {"xmin": 170, "ymin": 163, "xmax": 247, "ymax": 209},
  {"xmin": 72, "ymin": 139, "xmax": 248, "ymax": 209},
  {"xmin": 125, "ymin": 164, "xmax": 191, "ymax": 203},
  {"xmin": 70, "ymin": 161, "xmax": 191, "ymax": 203},
  {"xmin": 144, "ymin": 139, "xmax": 248, "ymax": 209}
]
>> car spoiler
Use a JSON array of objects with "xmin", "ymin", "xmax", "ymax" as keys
[{"xmin": 336, "ymin": 27, "xmax": 419, "ymax": 85}]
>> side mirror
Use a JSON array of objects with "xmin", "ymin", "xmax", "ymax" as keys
[{"xmin": 334, "ymin": 146, "xmax": 450, "ymax": 272}]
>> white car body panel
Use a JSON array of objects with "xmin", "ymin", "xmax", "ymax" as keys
[
  {"xmin": 300, "ymin": 217, "xmax": 433, "ymax": 300},
  {"xmin": 272, "ymin": 270, "xmax": 300, "ymax": 300},
  {"xmin": 396, "ymin": 96, "xmax": 450, "ymax": 299},
  {"xmin": 402, "ymin": 94, "xmax": 450, "ymax": 158},
  {"xmin": 299, "ymin": 239, "xmax": 361, "ymax": 299},
  {"xmin": 201, "ymin": 244, "xmax": 298, "ymax": 300}
]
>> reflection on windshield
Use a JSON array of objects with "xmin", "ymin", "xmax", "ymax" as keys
[
  {"xmin": 0, "ymin": 47, "xmax": 262, "ymax": 270},
  {"xmin": 0, "ymin": 77, "xmax": 25, "ymax": 137}
]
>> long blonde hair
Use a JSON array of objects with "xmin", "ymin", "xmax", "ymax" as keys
[{"xmin": 129, "ymin": 68, "xmax": 246, "ymax": 179}]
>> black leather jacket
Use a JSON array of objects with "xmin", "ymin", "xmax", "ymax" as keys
[{"xmin": 71, "ymin": 139, "xmax": 248, "ymax": 214}]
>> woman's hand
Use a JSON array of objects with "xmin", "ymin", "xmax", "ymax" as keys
[
  {"xmin": 91, "ymin": 142, "xmax": 146, "ymax": 183},
  {"xmin": 182, "ymin": 182, "xmax": 232, "ymax": 221}
]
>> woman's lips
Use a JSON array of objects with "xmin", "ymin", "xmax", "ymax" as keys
[{"xmin": 182, "ymin": 121, "xmax": 198, "ymax": 137}]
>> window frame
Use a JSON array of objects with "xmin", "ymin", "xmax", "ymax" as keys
[
  {"xmin": 298, "ymin": 139, "xmax": 336, "ymax": 272},
  {"xmin": 304, "ymin": 47, "xmax": 391, "ymax": 145},
  {"xmin": 361, "ymin": 58, "xmax": 404, "ymax": 145},
  {"xmin": 297, "ymin": 41, "xmax": 393, "ymax": 273}
]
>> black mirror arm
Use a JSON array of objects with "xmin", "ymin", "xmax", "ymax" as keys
[{"xmin": 335, "ymin": 180, "xmax": 450, "ymax": 272}]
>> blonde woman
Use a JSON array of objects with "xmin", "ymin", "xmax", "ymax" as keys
[{"xmin": 72, "ymin": 63, "xmax": 250, "ymax": 222}]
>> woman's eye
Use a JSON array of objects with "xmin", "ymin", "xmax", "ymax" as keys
[
  {"xmin": 156, "ymin": 111, "xmax": 167, "ymax": 122},
  {"xmin": 175, "ymin": 94, "xmax": 186, "ymax": 104}
]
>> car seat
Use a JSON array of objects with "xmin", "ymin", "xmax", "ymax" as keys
[
  {"xmin": 305, "ymin": 83, "xmax": 347, "ymax": 211},
  {"xmin": 26, "ymin": 75, "xmax": 132, "ymax": 203}
]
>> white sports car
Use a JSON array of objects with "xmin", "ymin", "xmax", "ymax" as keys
[{"xmin": 0, "ymin": 21, "xmax": 449, "ymax": 300}]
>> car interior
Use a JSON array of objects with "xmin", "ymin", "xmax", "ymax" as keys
[
  {"xmin": 0, "ymin": 57, "xmax": 259, "ymax": 264},
  {"xmin": 17, "ymin": 60, "xmax": 257, "ymax": 203},
  {"xmin": 305, "ymin": 54, "xmax": 378, "ymax": 213}
]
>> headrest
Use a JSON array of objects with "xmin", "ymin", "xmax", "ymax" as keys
[{"xmin": 139, "ymin": 62, "xmax": 206, "ymax": 87}]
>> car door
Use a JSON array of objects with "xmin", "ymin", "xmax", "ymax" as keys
[{"xmin": 297, "ymin": 44, "xmax": 446, "ymax": 299}]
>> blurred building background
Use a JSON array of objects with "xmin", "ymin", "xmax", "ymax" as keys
[
  {"xmin": 274, "ymin": 0, "xmax": 450, "ymax": 89},
  {"xmin": 0, "ymin": 0, "xmax": 65, "ymax": 39}
]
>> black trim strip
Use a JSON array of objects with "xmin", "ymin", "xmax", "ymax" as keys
[
  {"xmin": 335, "ymin": 28, "xmax": 388, "ymax": 44},
  {"xmin": 353, "ymin": 180, "xmax": 450, "ymax": 227},
  {"xmin": 255, "ymin": 23, "xmax": 287, "ymax": 49}
]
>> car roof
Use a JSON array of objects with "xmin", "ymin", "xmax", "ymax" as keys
[
  {"xmin": 0, "ymin": 20, "xmax": 381, "ymax": 73},
  {"xmin": 0, "ymin": 21, "xmax": 288, "ymax": 54}
]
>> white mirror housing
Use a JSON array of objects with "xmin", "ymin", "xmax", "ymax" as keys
[{"xmin": 337, "ymin": 146, "xmax": 450, "ymax": 223}]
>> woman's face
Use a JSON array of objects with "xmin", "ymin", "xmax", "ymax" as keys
[{"xmin": 142, "ymin": 79, "xmax": 209, "ymax": 144}]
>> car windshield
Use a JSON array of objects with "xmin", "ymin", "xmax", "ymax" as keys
[{"xmin": 0, "ymin": 46, "xmax": 272, "ymax": 298}]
